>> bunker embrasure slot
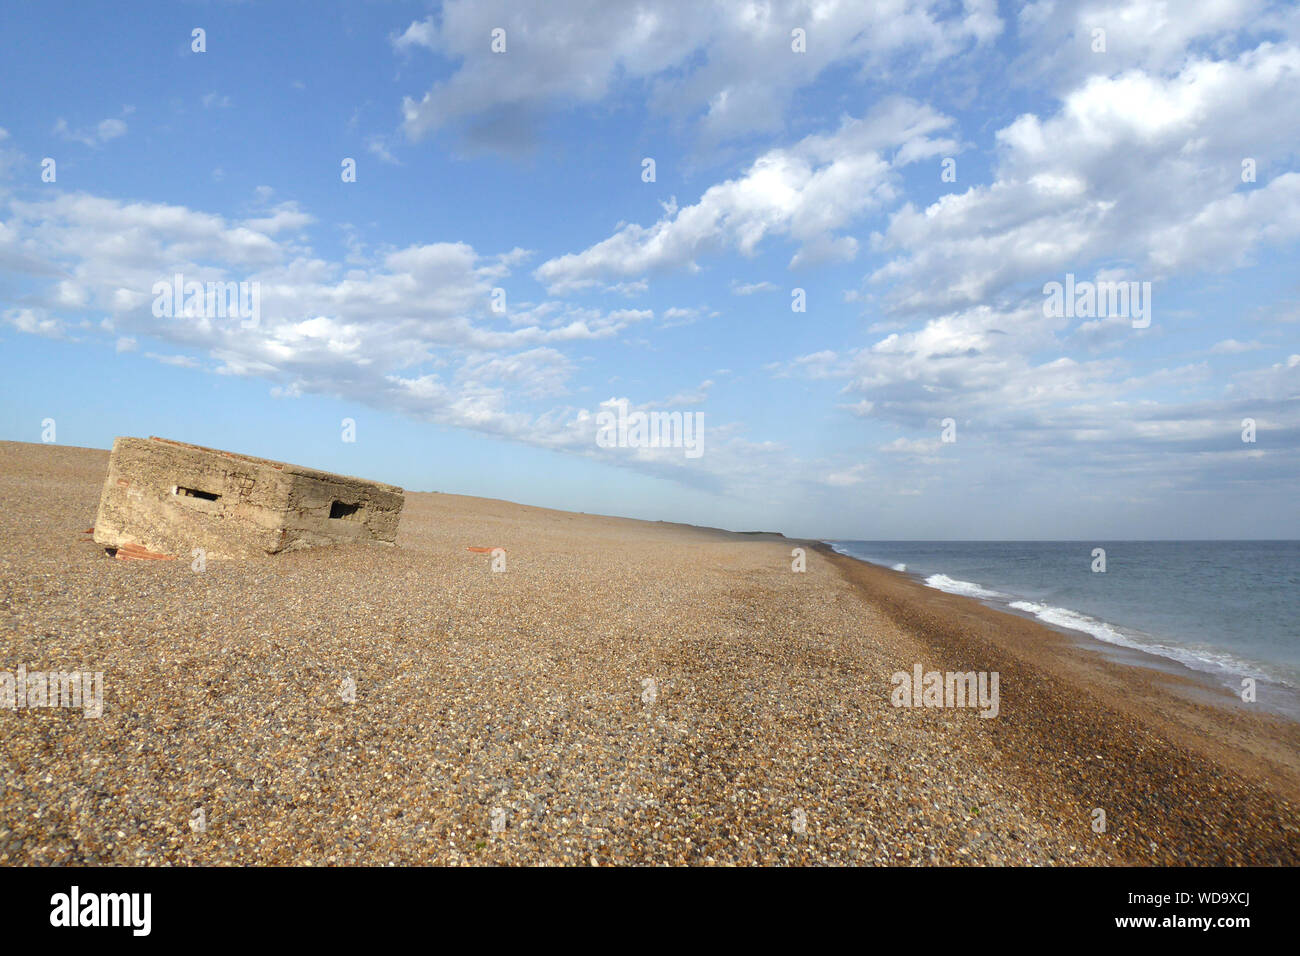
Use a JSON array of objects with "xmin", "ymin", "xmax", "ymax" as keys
[
  {"xmin": 176, "ymin": 486, "xmax": 221, "ymax": 501},
  {"xmin": 329, "ymin": 500, "xmax": 361, "ymax": 519}
]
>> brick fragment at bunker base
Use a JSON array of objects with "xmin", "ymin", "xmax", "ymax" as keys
[{"xmin": 92, "ymin": 437, "xmax": 404, "ymax": 559}]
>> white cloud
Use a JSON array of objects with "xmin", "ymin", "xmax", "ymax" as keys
[
  {"xmin": 145, "ymin": 352, "xmax": 199, "ymax": 368},
  {"xmin": 869, "ymin": 43, "xmax": 1300, "ymax": 314},
  {"xmin": 96, "ymin": 118, "xmax": 127, "ymax": 141},
  {"xmin": 660, "ymin": 306, "xmax": 717, "ymax": 328},
  {"xmin": 535, "ymin": 98, "xmax": 956, "ymax": 292},
  {"xmin": 53, "ymin": 116, "xmax": 128, "ymax": 146},
  {"xmin": 4, "ymin": 307, "xmax": 62, "ymax": 337},
  {"xmin": 456, "ymin": 347, "xmax": 575, "ymax": 399},
  {"xmin": 241, "ymin": 202, "xmax": 314, "ymax": 235},
  {"xmin": 0, "ymin": 190, "xmax": 762, "ymax": 491},
  {"xmin": 662, "ymin": 380, "xmax": 714, "ymax": 406},
  {"xmin": 730, "ymin": 280, "xmax": 778, "ymax": 295},
  {"xmin": 1210, "ymin": 338, "xmax": 1265, "ymax": 354},
  {"xmin": 1228, "ymin": 353, "xmax": 1300, "ymax": 400},
  {"xmin": 366, "ymin": 136, "xmax": 401, "ymax": 165},
  {"xmin": 1013, "ymin": 0, "xmax": 1284, "ymax": 90},
  {"xmin": 393, "ymin": 0, "xmax": 1000, "ymax": 146},
  {"xmin": 824, "ymin": 464, "xmax": 870, "ymax": 487}
]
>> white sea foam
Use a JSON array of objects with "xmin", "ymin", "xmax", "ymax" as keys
[
  {"xmin": 892, "ymin": 563, "xmax": 907, "ymax": 572},
  {"xmin": 1009, "ymin": 601, "xmax": 1130, "ymax": 645},
  {"xmin": 1007, "ymin": 600, "xmax": 1293, "ymax": 689},
  {"xmin": 923, "ymin": 574, "xmax": 1004, "ymax": 599}
]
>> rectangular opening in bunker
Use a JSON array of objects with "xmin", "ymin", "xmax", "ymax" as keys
[
  {"xmin": 329, "ymin": 500, "xmax": 361, "ymax": 520},
  {"xmin": 176, "ymin": 486, "xmax": 221, "ymax": 501}
]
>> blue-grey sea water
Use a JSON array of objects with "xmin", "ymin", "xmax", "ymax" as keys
[{"xmin": 826, "ymin": 540, "xmax": 1300, "ymax": 716}]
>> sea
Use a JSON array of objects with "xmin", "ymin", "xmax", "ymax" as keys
[{"xmin": 824, "ymin": 540, "xmax": 1300, "ymax": 719}]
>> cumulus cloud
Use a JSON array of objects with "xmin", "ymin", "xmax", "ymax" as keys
[
  {"xmin": 5, "ymin": 3, "xmax": 1296, "ymax": 527},
  {"xmin": 392, "ymin": 0, "xmax": 999, "ymax": 147},
  {"xmin": 4, "ymin": 307, "xmax": 62, "ymax": 337},
  {"xmin": 535, "ymin": 98, "xmax": 957, "ymax": 292},
  {"xmin": 776, "ymin": 290, "xmax": 1300, "ymax": 499},
  {"xmin": 0, "ymin": 189, "xmax": 773, "ymax": 492},
  {"xmin": 868, "ymin": 43, "xmax": 1300, "ymax": 314},
  {"xmin": 1012, "ymin": 0, "xmax": 1288, "ymax": 90}
]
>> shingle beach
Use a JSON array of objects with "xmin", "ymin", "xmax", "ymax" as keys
[{"xmin": 2, "ymin": 441, "xmax": 1296, "ymax": 865}]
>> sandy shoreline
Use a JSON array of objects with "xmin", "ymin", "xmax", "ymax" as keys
[{"xmin": 1, "ymin": 441, "xmax": 1296, "ymax": 865}]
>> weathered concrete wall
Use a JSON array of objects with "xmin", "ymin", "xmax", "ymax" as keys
[{"xmin": 92, "ymin": 437, "xmax": 404, "ymax": 559}]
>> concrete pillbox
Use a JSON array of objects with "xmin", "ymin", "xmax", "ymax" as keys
[{"xmin": 92, "ymin": 436, "xmax": 404, "ymax": 559}]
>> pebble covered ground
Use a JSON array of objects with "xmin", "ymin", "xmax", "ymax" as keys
[{"xmin": 1, "ymin": 442, "xmax": 1295, "ymax": 865}]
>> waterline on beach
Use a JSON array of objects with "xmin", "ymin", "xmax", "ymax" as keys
[{"xmin": 826, "ymin": 540, "xmax": 1300, "ymax": 717}]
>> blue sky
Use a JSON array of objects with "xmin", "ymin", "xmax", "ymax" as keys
[{"xmin": 1, "ymin": 0, "xmax": 1297, "ymax": 539}]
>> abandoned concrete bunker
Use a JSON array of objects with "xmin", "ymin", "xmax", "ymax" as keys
[{"xmin": 92, "ymin": 437, "xmax": 404, "ymax": 559}]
